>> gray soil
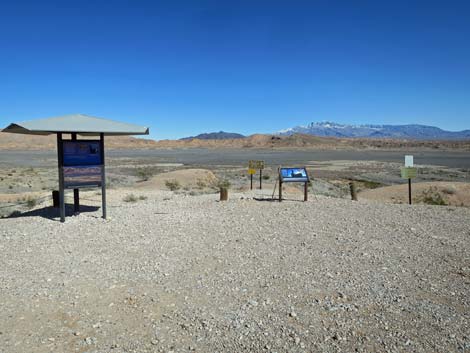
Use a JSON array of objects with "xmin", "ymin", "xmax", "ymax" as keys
[{"xmin": 0, "ymin": 190, "xmax": 469, "ymax": 353}]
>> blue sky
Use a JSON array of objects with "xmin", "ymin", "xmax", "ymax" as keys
[{"xmin": 0, "ymin": 0, "xmax": 469, "ymax": 139}]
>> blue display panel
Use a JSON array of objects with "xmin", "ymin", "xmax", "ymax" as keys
[
  {"xmin": 63, "ymin": 141, "xmax": 102, "ymax": 166},
  {"xmin": 280, "ymin": 168, "xmax": 309, "ymax": 182}
]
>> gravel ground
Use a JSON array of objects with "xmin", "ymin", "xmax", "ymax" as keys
[{"xmin": 0, "ymin": 190, "xmax": 469, "ymax": 353}]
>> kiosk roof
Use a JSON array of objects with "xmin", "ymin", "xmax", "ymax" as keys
[{"xmin": 2, "ymin": 114, "xmax": 149, "ymax": 136}]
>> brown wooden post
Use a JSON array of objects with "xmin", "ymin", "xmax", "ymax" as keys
[
  {"xmin": 349, "ymin": 181, "xmax": 358, "ymax": 201},
  {"xmin": 220, "ymin": 187, "xmax": 228, "ymax": 201},
  {"xmin": 304, "ymin": 182, "xmax": 308, "ymax": 201}
]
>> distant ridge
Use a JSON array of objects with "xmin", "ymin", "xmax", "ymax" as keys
[
  {"xmin": 278, "ymin": 121, "xmax": 470, "ymax": 140},
  {"xmin": 180, "ymin": 131, "xmax": 245, "ymax": 140}
]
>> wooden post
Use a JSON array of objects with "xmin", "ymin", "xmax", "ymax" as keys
[
  {"xmin": 349, "ymin": 181, "xmax": 358, "ymax": 201},
  {"xmin": 250, "ymin": 173, "xmax": 253, "ymax": 190},
  {"xmin": 408, "ymin": 178, "xmax": 412, "ymax": 205},
  {"xmin": 100, "ymin": 133, "xmax": 107, "ymax": 219},
  {"xmin": 57, "ymin": 133, "xmax": 65, "ymax": 222},
  {"xmin": 304, "ymin": 182, "xmax": 308, "ymax": 201},
  {"xmin": 220, "ymin": 187, "xmax": 228, "ymax": 201},
  {"xmin": 259, "ymin": 169, "xmax": 262, "ymax": 190}
]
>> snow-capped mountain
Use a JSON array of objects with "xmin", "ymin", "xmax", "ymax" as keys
[{"xmin": 277, "ymin": 122, "xmax": 470, "ymax": 140}]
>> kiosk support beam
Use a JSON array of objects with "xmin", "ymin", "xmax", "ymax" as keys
[
  {"xmin": 71, "ymin": 133, "xmax": 80, "ymax": 214},
  {"xmin": 100, "ymin": 133, "xmax": 107, "ymax": 219},
  {"xmin": 304, "ymin": 182, "xmax": 308, "ymax": 202},
  {"xmin": 57, "ymin": 133, "xmax": 65, "ymax": 223}
]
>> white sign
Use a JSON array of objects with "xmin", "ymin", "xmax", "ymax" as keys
[{"xmin": 405, "ymin": 155, "xmax": 414, "ymax": 167}]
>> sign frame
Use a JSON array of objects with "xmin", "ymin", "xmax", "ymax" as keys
[{"xmin": 278, "ymin": 167, "xmax": 310, "ymax": 202}]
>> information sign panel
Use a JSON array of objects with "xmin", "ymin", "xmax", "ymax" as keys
[
  {"xmin": 401, "ymin": 167, "xmax": 418, "ymax": 179},
  {"xmin": 64, "ymin": 166, "xmax": 102, "ymax": 188},
  {"xmin": 280, "ymin": 168, "xmax": 309, "ymax": 182},
  {"xmin": 248, "ymin": 168, "xmax": 256, "ymax": 175},
  {"xmin": 249, "ymin": 160, "xmax": 265, "ymax": 170},
  {"xmin": 63, "ymin": 141, "xmax": 102, "ymax": 166},
  {"xmin": 405, "ymin": 155, "xmax": 414, "ymax": 167},
  {"xmin": 62, "ymin": 141, "xmax": 103, "ymax": 189}
]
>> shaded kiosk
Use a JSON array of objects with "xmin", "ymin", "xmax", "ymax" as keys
[{"xmin": 2, "ymin": 114, "xmax": 149, "ymax": 222}]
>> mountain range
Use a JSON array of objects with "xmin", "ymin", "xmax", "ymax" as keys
[
  {"xmin": 180, "ymin": 131, "xmax": 245, "ymax": 140},
  {"xmin": 277, "ymin": 122, "xmax": 470, "ymax": 140}
]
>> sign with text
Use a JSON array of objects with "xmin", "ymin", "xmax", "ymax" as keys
[
  {"xmin": 401, "ymin": 167, "xmax": 418, "ymax": 179},
  {"xmin": 62, "ymin": 141, "xmax": 103, "ymax": 189},
  {"xmin": 63, "ymin": 141, "xmax": 102, "ymax": 166},
  {"xmin": 64, "ymin": 165, "xmax": 102, "ymax": 188},
  {"xmin": 248, "ymin": 160, "xmax": 265, "ymax": 170},
  {"xmin": 405, "ymin": 155, "xmax": 414, "ymax": 167},
  {"xmin": 248, "ymin": 168, "xmax": 256, "ymax": 175},
  {"xmin": 280, "ymin": 168, "xmax": 309, "ymax": 182}
]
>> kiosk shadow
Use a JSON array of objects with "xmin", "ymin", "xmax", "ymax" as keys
[{"xmin": 6, "ymin": 204, "xmax": 100, "ymax": 221}]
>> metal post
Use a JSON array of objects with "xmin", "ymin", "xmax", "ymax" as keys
[
  {"xmin": 73, "ymin": 189, "xmax": 80, "ymax": 214},
  {"xmin": 57, "ymin": 133, "xmax": 65, "ymax": 222},
  {"xmin": 71, "ymin": 133, "xmax": 80, "ymax": 214},
  {"xmin": 408, "ymin": 178, "xmax": 412, "ymax": 205},
  {"xmin": 259, "ymin": 169, "xmax": 262, "ymax": 190},
  {"xmin": 250, "ymin": 174, "xmax": 253, "ymax": 190},
  {"xmin": 278, "ymin": 168, "xmax": 282, "ymax": 202},
  {"xmin": 304, "ymin": 182, "xmax": 308, "ymax": 201},
  {"xmin": 100, "ymin": 133, "xmax": 107, "ymax": 219}
]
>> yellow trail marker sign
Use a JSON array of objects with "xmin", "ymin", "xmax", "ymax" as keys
[
  {"xmin": 248, "ymin": 168, "xmax": 256, "ymax": 175},
  {"xmin": 401, "ymin": 167, "xmax": 417, "ymax": 179},
  {"xmin": 248, "ymin": 160, "xmax": 265, "ymax": 170}
]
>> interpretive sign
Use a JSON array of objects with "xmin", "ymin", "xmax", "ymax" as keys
[
  {"xmin": 249, "ymin": 160, "xmax": 265, "ymax": 170},
  {"xmin": 63, "ymin": 141, "xmax": 102, "ymax": 166},
  {"xmin": 278, "ymin": 167, "xmax": 310, "ymax": 202},
  {"xmin": 280, "ymin": 168, "xmax": 309, "ymax": 182},
  {"xmin": 401, "ymin": 167, "xmax": 417, "ymax": 179},
  {"xmin": 64, "ymin": 166, "xmax": 102, "ymax": 188},
  {"xmin": 248, "ymin": 168, "xmax": 256, "ymax": 175},
  {"xmin": 62, "ymin": 141, "xmax": 103, "ymax": 189}
]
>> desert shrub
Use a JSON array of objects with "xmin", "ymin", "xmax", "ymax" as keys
[
  {"xmin": 262, "ymin": 175, "xmax": 270, "ymax": 180},
  {"xmin": 135, "ymin": 167, "xmax": 155, "ymax": 181},
  {"xmin": 165, "ymin": 179, "xmax": 181, "ymax": 191},
  {"xmin": 354, "ymin": 179, "xmax": 383, "ymax": 189},
  {"xmin": 25, "ymin": 196, "xmax": 39, "ymax": 209},
  {"xmin": 123, "ymin": 194, "xmax": 138, "ymax": 202},
  {"xmin": 217, "ymin": 179, "xmax": 231, "ymax": 189},
  {"xmin": 441, "ymin": 185, "xmax": 457, "ymax": 195},
  {"xmin": 419, "ymin": 188, "xmax": 447, "ymax": 206},
  {"xmin": 196, "ymin": 179, "xmax": 207, "ymax": 189},
  {"xmin": 138, "ymin": 195, "xmax": 148, "ymax": 200}
]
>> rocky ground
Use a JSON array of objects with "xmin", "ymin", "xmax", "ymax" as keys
[{"xmin": 0, "ymin": 189, "xmax": 469, "ymax": 353}]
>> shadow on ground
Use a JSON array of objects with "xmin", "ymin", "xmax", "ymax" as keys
[{"xmin": 6, "ymin": 204, "xmax": 100, "ymax": 221}]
